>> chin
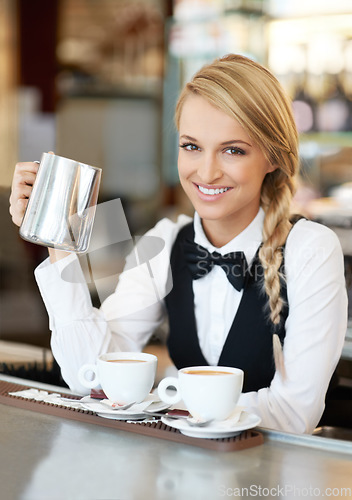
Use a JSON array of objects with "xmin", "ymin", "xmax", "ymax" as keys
[{"xmin": 193, "ymin": 206, "xmax": 229, "ymax": 222}]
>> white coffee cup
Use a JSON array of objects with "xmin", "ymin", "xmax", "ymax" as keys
[
  {"xmin": 157, "ymin": 366, "xmax": 243, "ymax": 421},
  {"xmin": 78, "ymin": 352, "xmax": 157, "ymax": 404}
]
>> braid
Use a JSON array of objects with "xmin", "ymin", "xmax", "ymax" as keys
[
  {"xmin": 259, "ymin": 169, "xmax": 296, "ymax": 325},
  {"xmin": 259, "ymin": 167, "xmax": 297, "ymax": 379}
]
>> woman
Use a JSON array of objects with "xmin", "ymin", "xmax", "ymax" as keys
[{"xmin": 9, "ymin": 54, "xmax": 347, "ymax": 433}]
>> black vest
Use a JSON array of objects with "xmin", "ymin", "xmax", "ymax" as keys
[{"xmin": 164, "ymin": 222, "xmax": 289, "ymax": 393}]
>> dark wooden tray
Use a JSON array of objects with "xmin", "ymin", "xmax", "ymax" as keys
[{"xmin": 0, "ymin": 380, "xmax": 263, "ymax": 452}]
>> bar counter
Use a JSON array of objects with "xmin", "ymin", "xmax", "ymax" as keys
[{"xmin": 0, "ymin": 375, "xmax": 351, "ymax": 500}]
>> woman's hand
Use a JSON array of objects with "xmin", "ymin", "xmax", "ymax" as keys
[
  {"xmin": 9, "ymin": 157, "xmax": 70, "ymax": 263},
  {"xmin": 9, "ymin": 161, "xmax": 39, "ymax": 227}
]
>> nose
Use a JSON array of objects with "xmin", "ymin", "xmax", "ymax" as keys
[{"xmin": 197, "ymin": 152, "xmax": 222, "ymax": 184}]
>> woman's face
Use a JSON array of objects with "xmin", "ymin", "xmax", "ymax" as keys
[{"xmin": 178, "ymin": 94, "xmax": 275, "ymax": 244}]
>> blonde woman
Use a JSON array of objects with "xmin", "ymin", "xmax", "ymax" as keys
[{"xmin": 10, "ymin": 54, "xmax": 347, "ymax": 433}]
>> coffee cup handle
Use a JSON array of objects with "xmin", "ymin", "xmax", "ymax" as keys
[
  {"xmin": 78, "ymin": 363, "xmax": 100, "ymax": 389},
  {"xmin": 157, "ymin": 376, "xmax": 181, "ymax": 405}
]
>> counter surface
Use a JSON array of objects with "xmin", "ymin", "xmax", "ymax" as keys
[{"xmin": 0, "ymin": 375, "xmax": 351, "ymax": 500}]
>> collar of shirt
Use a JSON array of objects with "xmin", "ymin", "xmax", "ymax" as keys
[{"xmin": 193, "ymin": 208, "xmax": 264, "ymax": 267}]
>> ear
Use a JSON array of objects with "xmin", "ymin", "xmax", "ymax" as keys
[{"xmin": 266, "ymin": 162, "xmax": 278, "ymax": 174}]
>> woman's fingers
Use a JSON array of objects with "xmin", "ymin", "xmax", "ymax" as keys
[
  {"xmin": 12, "ymin": 161, "xmax": 39, "ymax": 180},
  {"xmin": 9, "ymin": 197, "xmax": 27, "ymax": 226},
  {"xmin": 11, "ymin": 182, "xmax": 33, "ymax": 201},
  {"xmin": 9, "ymin": 161, "xmax": 40, "ymax": 226}
]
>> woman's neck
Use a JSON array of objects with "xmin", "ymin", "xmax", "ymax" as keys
[{"xmin": 201, "ymin": 223, "xmax": 237, "ymax": 247}]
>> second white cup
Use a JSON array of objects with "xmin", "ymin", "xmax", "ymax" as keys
[{"xmin": 158, "ymin": 366, "xmax": 243, "ymax": 421}]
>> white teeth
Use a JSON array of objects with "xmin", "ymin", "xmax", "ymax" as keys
[{"xmin": 198, "ymin": 185, "xmax": 230, "ymax": 195}]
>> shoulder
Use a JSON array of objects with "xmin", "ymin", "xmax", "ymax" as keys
[
  {"xmin": 137, "ymin": 214, "xmax": 193, "ymax": 255},
  {"xmin": 121, "ymin": 214, "xmax": 193, "ymax": 290},
  {"xmin": 285, "ymin": 217, "xmax": 344, "ymax": 278},
  {"xmin": 287, "ymin": 217, "xmax": 342, "ymax": 251},
  {"xmin": 145, "ymin": 214, "xmax": 193, "ymax": 239},
  {"xmin": 152, "ymin": 214, "xmax": 193, "ymax": 232}
]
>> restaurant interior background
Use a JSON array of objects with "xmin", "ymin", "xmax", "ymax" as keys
[{"xmin": 0, "ymin": 0, "xmax": 352, "ymax": 402}]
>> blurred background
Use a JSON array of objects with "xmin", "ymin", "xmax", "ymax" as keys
[{"xmin": 0, "ymin": 0, "xmax": 351, "ymax": 387}]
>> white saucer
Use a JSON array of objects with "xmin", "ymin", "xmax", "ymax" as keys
[
  {"xmin": 80, "ymin": 394, "xmax": 158, "ymax": 420},
  {"xmin": 96, "ymin": 412, "xmax": 147, "ymax": 421},
  {"xmin": 161, "ymin": 412, "xmax": 261, "ymax": 439}
]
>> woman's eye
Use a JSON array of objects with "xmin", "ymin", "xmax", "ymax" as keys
[
  {"xmin": 225, "ymin": 147, "xmax": 245, "ymax": 156},
  {"xmin": 179, "ymin": 143, "xmax": 199, "ymax": 151}
]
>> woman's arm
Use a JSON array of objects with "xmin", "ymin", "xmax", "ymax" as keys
[
  {"xmin": 9, "ymin": 159, "xmax": 189, "ymax": 393},
  {"xmin": 35, "ymin": 216, "xmax": 191, "ymax": 393},
  {"xmin": 238, "ymin": 220, "xmax": 348, "ymax": 433}
]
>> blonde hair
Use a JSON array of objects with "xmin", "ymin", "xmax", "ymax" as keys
[{"xmin": 175, "ymin": 54, "xmax": 299, "ymax": 375}]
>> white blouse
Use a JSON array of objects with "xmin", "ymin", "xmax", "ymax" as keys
[{"xmin": 35, "ymin": 208, "xmax": 348, "ymax": 434}]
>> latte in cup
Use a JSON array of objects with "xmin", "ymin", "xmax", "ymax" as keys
[
  {"xmin": 183, "ymin": 369, "xmax": 233, "ymax": 376},
  {"xmin": 78, "ymin": 352, "xmax": 157, "ymax": 404},
  {"xmin": 158, "ymin": 366, "xmax": 243, "ymax": 422}
]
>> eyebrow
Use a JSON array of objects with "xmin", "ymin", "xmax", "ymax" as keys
[
  {"xmin": 221, "ymin": 139, "xmax": 252, "ymax": 147},
  {"xmin": 180, "ymin": 135, "xmax": 252, "ymax": 147}
]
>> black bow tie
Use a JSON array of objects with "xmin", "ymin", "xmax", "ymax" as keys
[{"xmin": 183, "ymin": 240, "xmax": 248, "ymax": 291}]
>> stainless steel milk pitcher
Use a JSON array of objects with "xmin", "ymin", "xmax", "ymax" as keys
[{"xmin": 19, "ymin": 153, "xmax": 102, "ymax": 253}]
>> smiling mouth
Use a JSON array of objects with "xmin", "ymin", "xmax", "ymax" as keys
[{"xmin": 196, "ymin": 184, "xmax": 232, "ymax": 195}]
